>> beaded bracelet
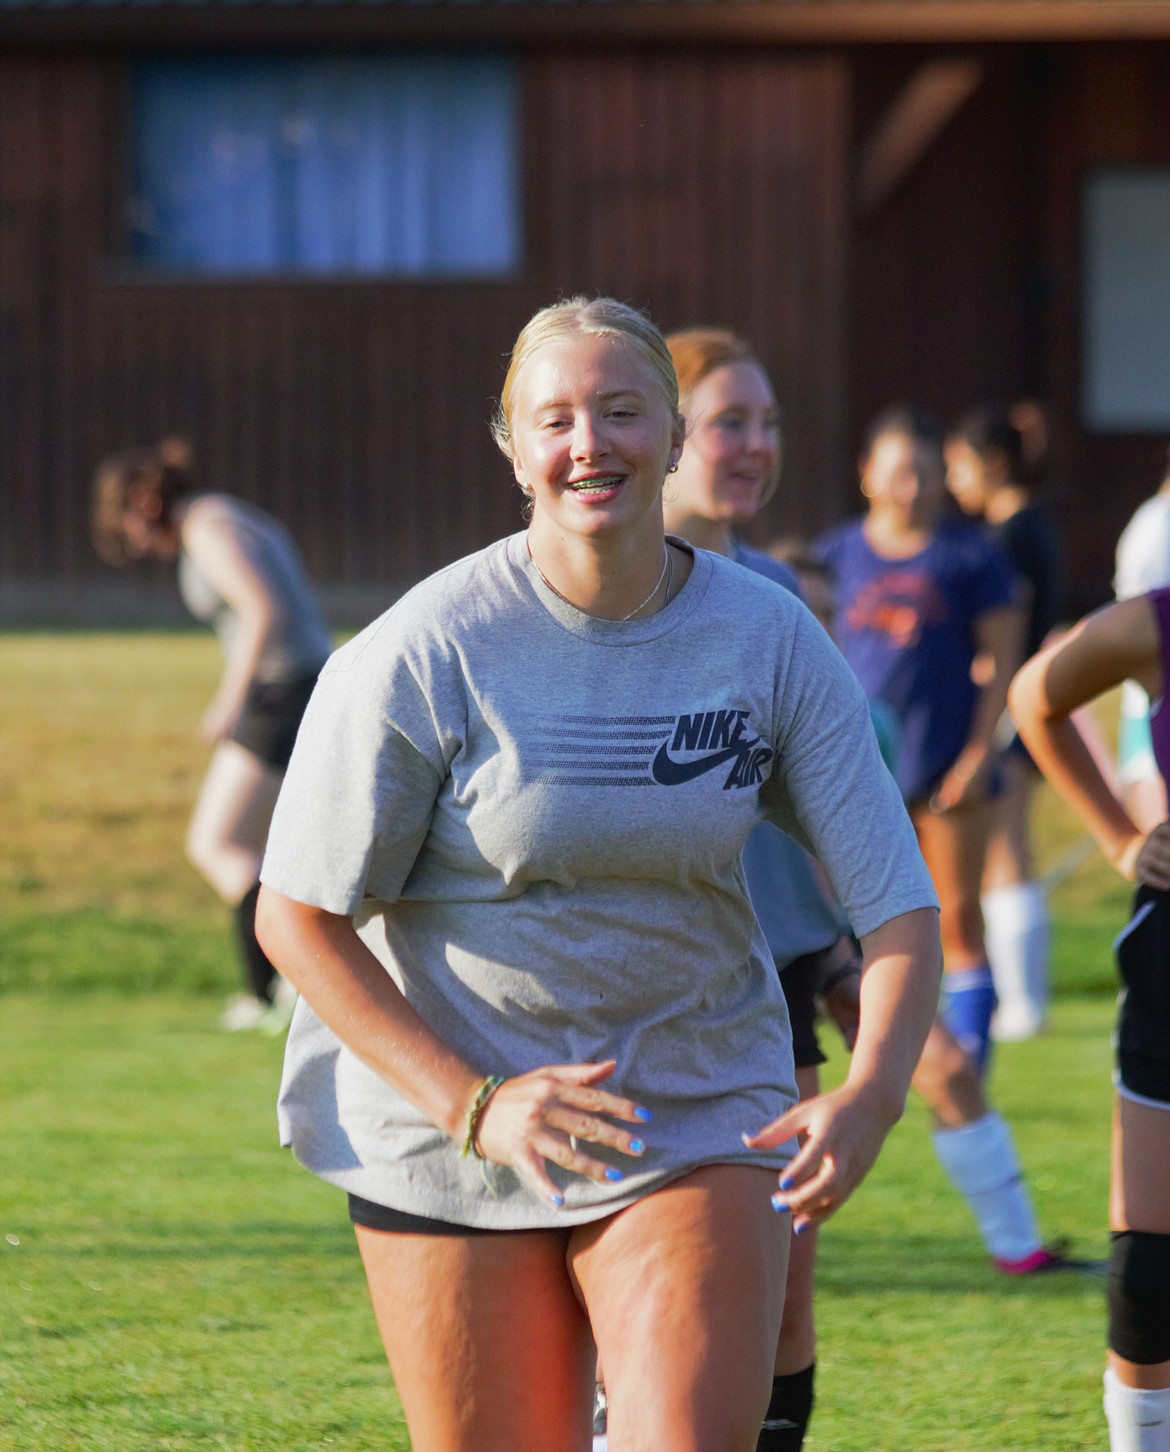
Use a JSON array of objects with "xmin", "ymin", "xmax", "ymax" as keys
[{"xmin": 460, "ymin": 1074, "xmax": 505, "ymax": 1160}]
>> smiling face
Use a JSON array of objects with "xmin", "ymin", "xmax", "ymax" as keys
[
  {"xmin": 861, "ymin": 428, "xmax": 947, "ymax": 533},
  {"xmin": 508, "ymin": 331, "xmax": 684, "ymax": 545},
  {"xmin": 672, "ymin": 362, "xmax": 781, "ymax": 526}
]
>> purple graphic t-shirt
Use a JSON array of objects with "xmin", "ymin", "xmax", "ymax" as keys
[
  {"xmin": 817, "ymin": 517, "xmax": 1017, "ymax": 803},
  {"xmin": 1149, "ymin": 587, "xmax": 1170, "ymax": 789}
]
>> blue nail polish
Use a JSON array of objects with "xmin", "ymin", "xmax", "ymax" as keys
[
  {"xmin": 779, "ymin": 1176, "xmax": 795, "ymax": 1192},
  {"xmin": 634, "ymin": 1106, "xmax": 653, "ymax": 1123},
  {"xmin": 771, "ymin": 1194, "xmax": 790, "ymax": 1213},
  {"xmin": 551, "ymin": 1192, "xmax": 565, "ymax": 1208},
  {"xmin": 629, "ymin": 1139, "xmax": 645, "ymax": 1155},
  {"xmin": 604, "ymin": 1168, "xmax": 624, "ymax": 1182},
  {"xmin": 794, "ymin": 1220, "xmax": 812, "ymax": 1236}
]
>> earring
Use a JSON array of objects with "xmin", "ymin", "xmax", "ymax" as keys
[{"xmin": 667, "ymin": 460, "xmax": 679, "ymax": 474}]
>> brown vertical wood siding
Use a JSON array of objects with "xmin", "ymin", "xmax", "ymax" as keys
[
  {"xmin": 850, "ymin": 49, "xmax": 1040, "ymax": 468},
  {"xmin": 7, "ymin": 40, "xmax": 1170, "ymax": 618},
  {"xmin": 1036, "ymin": 45, "xmax": 1170, "ymax": 605},
  {"xmin": 0, "ymin": 47, "xmax": 849, "ymax": 620},
  {"xmin": 526, "ymin": 50, "xmax": 851, "ymax": 544},
  {"xmin": 850, "ymin": 42, "xmax": 1170, "ymax": 612},
  {"xmin": 0, "ymin": 59, "xmax": 116, "ymax": 581}
]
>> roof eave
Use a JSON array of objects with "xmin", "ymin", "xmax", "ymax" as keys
[{"xmin": 6, "ymin": 0, "xmax": 1170, "ymax": 52}]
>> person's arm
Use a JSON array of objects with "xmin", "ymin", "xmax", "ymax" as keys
[
  {"xmin": 256, "ymin": 890, "xmax": 649, "ymax": 1207},
  {"xmin": 932, "ymin": 601, "xmax": 1024, "ymax": 812},
  {"xmin": 181, "ymin": 506, "xmax": 277, "ymax": 743},
  {"xmin": 744, "ymin": 905, "xmax": 941, "ymax": 1233},
  {"xmin": 1008, "ymin": 595, "xmax": 1170, "ymax": 888}
]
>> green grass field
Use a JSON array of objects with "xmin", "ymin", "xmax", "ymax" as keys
[{"xmin": 0, "ymin": 634, "xmax": 1134, "ymax": 1450}]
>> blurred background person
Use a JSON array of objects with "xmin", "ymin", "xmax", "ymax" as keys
[
  {"xmin": 818, "ymin": 405, "xmax": 1024, "ymax": 1078},
  {"xmin": 661, "ymin": 325, "xmax": 838, "ymax": 1451},
  {"xmin": 946, "ymin": 405, "xmax": 1066, "ymax": 1041},
  {"xmin": 656, "ymin": 340, "xmax": 1091, "ymax": 1452},
  {"xmin": 91, "ymin": 439, "xmax": 331, "ymax": 1031}
]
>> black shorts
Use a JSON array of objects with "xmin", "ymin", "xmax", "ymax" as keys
[
  {"xmin": 780, "ymin": 948, "xmax": 833, "ymax": 1069},
  {"xmin": 1115, "ymin": 885, "xmax": 1170, "ymax": 1105},
  {"xmin": 348, "ymin": 1192, "xmax": 556, "ymax": 1238},
  {"xmin": 230, "ymin": 673, "xmax": 320, "ymax": 771},
  {"xmin": 910, "ymin": 757, "xmax": 1004, "ymax": 813}
]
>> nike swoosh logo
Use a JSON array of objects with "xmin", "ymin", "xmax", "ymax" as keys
[{"xmin": 650, "ymin": 742, "xmax": 746, "ymax": 785}]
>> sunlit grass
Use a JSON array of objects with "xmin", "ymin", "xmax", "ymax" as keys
[{"xmin": 0, "ymin": 635, "xmax": 1133, "ymax": 1449}]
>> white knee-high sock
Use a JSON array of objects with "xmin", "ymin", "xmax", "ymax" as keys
[
  {"xmin": 931, "ymin": 1111, "xmax": 1041, "ymax": 1264},
  {"xmin": 983, "ymin": 881, "xmax": 1050, "ymax": 1041},
  {"xmin": 1104, "ymin": 1369, "xmax": 1170, "ymax": 1451}
]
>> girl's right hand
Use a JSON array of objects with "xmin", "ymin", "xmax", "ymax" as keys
[
  {"xmin": 1132, "ymin": 821, "xmax": 1170, "ymax": 891},
  {"xmin": 471, "ymin": 1061, "xmax": 650, "ymax": 1208}
]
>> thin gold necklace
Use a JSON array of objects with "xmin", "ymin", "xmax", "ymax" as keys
[{"xmin": 528, "ymin": 544, "xmax": 672, "ymax": 622}]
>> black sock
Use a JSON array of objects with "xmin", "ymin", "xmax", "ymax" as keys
[
  {"xmin": 757, "ymin": 1363, "xmax": 815, "ymax": 1452},
  {"xmin": 234, "ymin": 881, "xmax": 277, "ymax": 1003}
]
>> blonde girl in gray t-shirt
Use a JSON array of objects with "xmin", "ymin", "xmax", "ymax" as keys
[{"xmin": 257, "ymin": 296, "xmax": 942, "ymax": 1452}]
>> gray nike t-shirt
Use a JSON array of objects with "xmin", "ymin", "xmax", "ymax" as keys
[{"xmin": 261, "ymin": 532, "xmax": 937, "ymax": 1228}]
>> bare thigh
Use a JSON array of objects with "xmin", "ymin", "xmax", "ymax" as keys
[
  {"xmin": 1110, "ymin": 1095, "xmax": 1170, "ymax": 1234},
  {"xmin": 1109, "ymin": 1096, "xmax": 1170, "ymax": 1388},
  {"xmin": 982, "ymin": 758, "xmax": 1034, "ymax": 890},
  {"xmin": 913, "ymin": 801, "xmax": 992, "ymax": 969},
  {"xmin": 570, "ymin": 1164, "xmax": 790, "ymax": 1452},
  {"xmin": 356, "ymin": 1224, "xmax": 595, "ymax": 1452},
  {"xmin": 185, "ymin": 741, "xmax": 283, "ymax": 903},
  {"xmin": 911, "ymin": 1017, "xmax": 987, "ymax": 1128}
]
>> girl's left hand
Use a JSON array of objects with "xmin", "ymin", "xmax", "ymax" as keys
[
  {"xmin": 742, "ymin": 1082, "xmax": 901, "ymax": 1235},
  {"xmin": 1133, "ymin": 821, "xmax": 1170, "ymax": 891}
]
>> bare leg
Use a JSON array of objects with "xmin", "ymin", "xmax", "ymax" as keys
[
  {"xmin": 914, "ymin": 800, "xmax": 997, "ymax": 1073},
  {"xmin": 1109, "ymin": 1097, "xmax": 1170, "ymax": 1392},
  {"xmin": 913, "ymin": 801, "xmax": 991, "ymax": 969},
  {"xmin": 186, "ymin": 741, "xmax": 283, "ymax": 905},
  {"xmin": 912, "ymin": 1019, "xmax": 986, "ymax": 1128},
  {"xmin": 356, "ymin": 1223, "xmax": 595, "ymax": 1452},
  {"xmin": 982, "ymin": 757, "xmax": 1034, "ymax": 891},
  {"xmin": 774, "ymin": 1066, "xmax": 819, "ymax": 1375},
  {"xmin": 983, "ymin": 759, "xmax": 1050, "ymax": 1040},
  {"xmin": 573, "ymin": 1165, "xmax": 789, "ymax": 1452},
  {"xmin": 917, "ymin": 1015, "xmax": 1049, "ymax": 1267}
]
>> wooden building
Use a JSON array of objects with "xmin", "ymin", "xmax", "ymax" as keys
[{"xmin": 4, "ymin": 1, "xmax": 1170, "ymax": 622}]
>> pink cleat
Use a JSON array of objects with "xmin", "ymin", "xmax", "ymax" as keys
[{"xmin": 994, "ymin": 1244, "xmax": 1106, "ymax": 1277}]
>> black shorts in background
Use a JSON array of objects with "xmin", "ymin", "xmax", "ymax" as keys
[
  {"xmin": 780, "ymin": 948, "xmax": 834, "ymax": 1070},
  {"xmin": 231, "ymin": 674, "xmax": 320, "ymax": 771}
]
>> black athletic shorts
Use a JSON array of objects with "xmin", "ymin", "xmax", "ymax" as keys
[
  {"xmin": 780, "ymin": 948, "xmax": 834, "ymax": 1069},
  {"xmin": 1115, "ymin": 885, "xmax": 1170, "ymax": 1105},
  {"xmin": 230, "ymin": 673, "xmax": 320, "ymax": 771},
  {"xmin": 348, "ymin": 1192, "xmax": 558, "ymax": 1237}
]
